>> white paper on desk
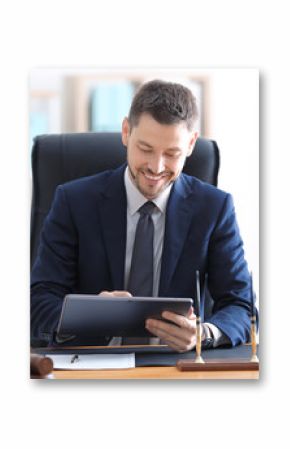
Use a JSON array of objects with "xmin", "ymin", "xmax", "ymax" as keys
[{"xmin": 46, "ymin": 353, "xmax": 135, "ymax": 370}]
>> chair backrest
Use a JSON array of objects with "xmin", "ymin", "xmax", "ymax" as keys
[{"xmin": 31, "ymin": 132, "xmax": 220, "ymax": 267}]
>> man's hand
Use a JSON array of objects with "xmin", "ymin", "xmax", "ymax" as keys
[
  {"xmin": 98, "ymin": 290, "xmax": 132, "ymax": 297},
  {"xmin": 145, "ymin": 306, "xmax": 200, "ymax": 352}
]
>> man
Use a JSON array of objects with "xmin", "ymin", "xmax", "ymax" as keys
[{"xmin": 31, "ymin": 79, "xmax": 255, "ymax": 352}]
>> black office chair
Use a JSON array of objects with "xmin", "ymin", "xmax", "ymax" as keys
[{"xmin": 30, "ymin": 132, "xmax": 220, "ymax": 318}]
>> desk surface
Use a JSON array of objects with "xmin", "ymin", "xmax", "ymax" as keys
[
  {"xmin": 52, "ymin": 365, "xmax": 259, "ymax": 380},
  {"xmin": 43, "ymin": 344, "xmax": 259, "ymax": 380}
]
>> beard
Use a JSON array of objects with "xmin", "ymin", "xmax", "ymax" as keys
[{"xmin": 128, "ymin": 165, "xmax": 174, "ymax": 199}]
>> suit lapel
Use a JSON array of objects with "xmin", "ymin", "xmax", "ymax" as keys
[
  {"xmin": 100, "ymin": 165, "xmax": 127, "ymax": 290},
  {"xmin": 159, "ymin": 175, "xmax": 197, "ymax": 295}
]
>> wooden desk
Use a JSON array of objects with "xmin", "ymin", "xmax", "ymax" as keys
[
  {"xmin": 34, "ymin": 344, "xmax": 259, "ymax": 380},
  {"xmin": 52, "ymin": 366, "xmax": 259, "ymax": 380}
]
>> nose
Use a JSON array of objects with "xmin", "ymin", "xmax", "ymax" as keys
[{"xmin": 149, "ymin": 155, "xmax": 165, "ymax": 174}]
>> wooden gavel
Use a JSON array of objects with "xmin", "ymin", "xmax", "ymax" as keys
[{"xmin": 30, "ymin": 354, "xmax": 54, "ymax": 378}]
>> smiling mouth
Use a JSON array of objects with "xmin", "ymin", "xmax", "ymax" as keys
[{"xmin": 142, "ymin": 171, "xmax": 169, "ymax": 182}]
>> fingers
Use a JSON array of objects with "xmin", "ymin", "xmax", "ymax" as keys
[
  {"xmin": 186, "ymin": 306, "xmax": 195, "ymax": 319},
  {"xmin": 99, "ymin": 290, "xmax": 132, "ymax": 297},
  {"xmin": 112, "ymin": 291, "xmax": 132, "ymax": 297},
  {"xmin": 162, "ymin": 310, "xmax": 196, "ymax": 329},
  {"xmin": 146, "ymin": 315, "xmax": 197, "ymax": 352}
]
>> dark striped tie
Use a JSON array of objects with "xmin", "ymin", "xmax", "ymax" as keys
[
  {"xmin": 123, "ymin": 201, "xmax": 155, "ymax": 345},
  {"xmin": 127, "ymin": 201, "xmax": 155, "ymax": 296}
]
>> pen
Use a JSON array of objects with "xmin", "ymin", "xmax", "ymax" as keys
[
  {"xmin": 71, "ymin": 354, "xmax": 79, "ymax": 364},
  {"xmin": 250, "ymin": 271, "xmax": 255, "ymax": 317},
  {"xmin": 195, "ymin": 270, "xmax": 205, "ymax": 363},
  {"xmin": 250, "ymin": 272, "xmax": 259, "ymax": 363}
]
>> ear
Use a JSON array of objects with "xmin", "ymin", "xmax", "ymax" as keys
[
  {"xmin": 121, "ymin": 117, "xmax": 130, "ymax": 147},
  {"xmin": 186, "ymin": 131, "xmax": 198, "ymax": 157}
]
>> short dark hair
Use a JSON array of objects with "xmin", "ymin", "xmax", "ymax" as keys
[{"xmin": 128, "ymin": 79, "xmax": 198, "ymax": 131}]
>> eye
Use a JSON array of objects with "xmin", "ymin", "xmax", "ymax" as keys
[
  {"xmin": 165, "ymin": 152, "xmax": 180, "ymax": 159},
  {"xmin": 139, "ymin": 145, "xmax": 152, "ymax": 153}
]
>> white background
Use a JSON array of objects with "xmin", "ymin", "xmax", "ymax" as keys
[{"xmin": 0, "ymin": 1, "xmax": 288, "ymax": 448}]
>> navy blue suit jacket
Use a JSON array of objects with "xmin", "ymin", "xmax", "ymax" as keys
[{"xmin": 31, "ymin": 164, "xmax": 253, "ymax": 346}]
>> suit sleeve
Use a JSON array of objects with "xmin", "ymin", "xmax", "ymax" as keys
[
  {"xmin": 31, "ymin": 185, "xmax": 78, "ymax": 345},
  {"xmin": 206, "ymin": 193, "xmax": 256, "ymax": 346}
]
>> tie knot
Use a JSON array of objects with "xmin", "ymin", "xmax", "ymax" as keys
[{"xmin": 138, "ymin": 201, "xmax": 156, "ymax": 216}]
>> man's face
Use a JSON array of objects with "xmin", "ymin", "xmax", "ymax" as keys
[{"xmin": 122, "ymin": 113, "xmax": 198, "ymax": 199}]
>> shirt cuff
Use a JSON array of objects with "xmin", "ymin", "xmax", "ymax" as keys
[{"xmin": 203, "ymin": 322, "xmax": 230, "ymax": 348}]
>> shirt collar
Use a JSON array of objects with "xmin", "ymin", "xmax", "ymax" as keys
[{"xmin": 124, "ymin": 166, "xmax": 173, "ymax": 216}]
